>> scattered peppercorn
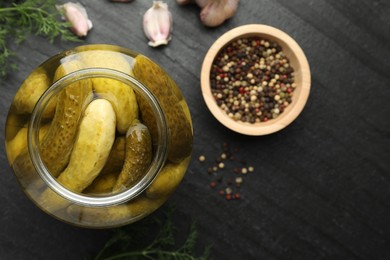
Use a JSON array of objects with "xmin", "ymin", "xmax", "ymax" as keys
[
  {"xmin": 225, "ymin": 187, "xmax": 233, "ymax": 194},
  {"xmin": 198, "ymin": 142, "xmax": 258, "ymax": 202},
  {"xmin": 199, "ymin": 155, "xmax": 206, "ymax": 162},
  {"xmin": 235, "ymin": 176, "xmax": 243, "ymax": 185},
  {"xmin": 210, "ymin": 37, "xmax": 295, "ymax": 123}
]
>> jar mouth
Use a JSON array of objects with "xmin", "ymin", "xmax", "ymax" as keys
[{"xmin": 28, "ymin": 68, "xmax": 168, "ymax": 207}]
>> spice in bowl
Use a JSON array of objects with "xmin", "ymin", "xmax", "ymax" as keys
[
  {"xmin": 201, "ymin": 24, "xmax": 311, "ymax": 136},
  {"xmin": 210, "ymin": 37, "xmax": 296, "ymax": 124}
]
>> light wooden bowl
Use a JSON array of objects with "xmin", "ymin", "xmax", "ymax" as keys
[{"xmin": 201, "ymin": 24, "xmax": 311, "ymax": 135}]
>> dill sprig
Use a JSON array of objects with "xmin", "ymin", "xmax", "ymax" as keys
[
  {"xmin": 0, "ymin": 0, "xmax": 80, "ymax": 77},
  {"xmin": 90, "ymin": 210, "xmax": 211, "ymax": 260}
]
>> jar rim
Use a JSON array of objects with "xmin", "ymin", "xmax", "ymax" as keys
[{"xmin": 28, "ymin": 68, "xmax": 168, "ymax": 207}]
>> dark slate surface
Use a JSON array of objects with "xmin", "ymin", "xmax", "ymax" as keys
[{"xmin": 1, "ymin": 0, "xmax": 390, "ymax": 259}]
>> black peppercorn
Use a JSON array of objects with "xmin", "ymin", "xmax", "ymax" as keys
[{"xmin": 210, "ymin": 37, "xmax": 295, "ymax": 123}]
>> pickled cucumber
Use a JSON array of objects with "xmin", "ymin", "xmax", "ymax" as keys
[
  {"xmin": 84, "ymin": 172, "xmax": 118, "ymax": 194},
  {"xmin": 5, "ymin": 112, "xmax": 29, "ymax": 140},
  {"xmin": 100, "ymin": 136, "xmax": 126, "ymax": 175},
  {"xmin": 179, "ymin": 99, "xmax": 192, "ymax": 129},
  {"xmin": 133, "ymin": 55, "xmax": 192, "ymax": 163},
  {"xmin": 77, "ymin": 50, "xmax": 133, "ymax": 74},
  {"xmin": 76, "ymin": 49, "xmax": 139, "ymax": 133},
  {"xmin": 39, "ymin": 61, "xmax": 93, "ymax": 177},
  {"xmin": 92, "ymin": 78, "xmax": 139, "ymax": 134},
  {"xmin": 54, "ymin": 58, "xmax": 84, "ymax": 80},
  {"xmin": 146, "ymin": 156, "xmax": 190, "ymax": 199},
  {"xmin": 6, "ymin": 123, "xmax": 50, "ymax": 165},
  {"xmin": 56, "ymin": 99, "xmax": 116, "ymax": 191},
  {"xmin": 13, "ymin": 67, "xmax": 56, "ymax": 118},
  {"xmin": 39, "ymin": 99, "xmax": 116, "ymax": 211},
  {"xmin": 113, "ymin": 119, "xmax": 152, "ymax": 192}
]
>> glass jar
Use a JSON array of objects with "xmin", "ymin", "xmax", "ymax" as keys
[{"xmin": 5, "ymin": 44, "xmax": 193, "ymax": 228}]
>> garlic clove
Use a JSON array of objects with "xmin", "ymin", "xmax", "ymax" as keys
[
  {"xmin": 143, "ymin": 1, "xmax": 173, "ymax": 47},
  {"xmin": 222, "ymin": 0, "xmax": 239, "ymax": 19},
  {"xmin": 200, "ymin": 0, "xmax": 239, "ymax": 27},
  {"xmin": 56, "ymin": 2, "xmax": 93, "ymax": 37}
]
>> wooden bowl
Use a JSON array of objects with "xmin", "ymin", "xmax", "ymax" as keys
[{"xmin": 201, "ymin": 24, "xmax": 311, "ymax": 135}]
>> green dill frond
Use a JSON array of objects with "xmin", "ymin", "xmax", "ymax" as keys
[
  {"xmin": 180, "ymin": 222, "xmax": 199, "ymax": 255},
  {"xmin": 0, "ymin": 0, "xmax": 81, "ymax": 77},
  {"xmin": 89, "ymin": 209, "xmax": 212, "ymax": 260}
]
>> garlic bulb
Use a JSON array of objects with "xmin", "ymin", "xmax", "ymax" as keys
[
  {"xmin": 56, "ymin": 2, "xmax": 93, "ymax": 37},
  {"xmin": 143, "ymin": 1, "xmax": 173, "ymax": 47},
  {"xmin": 200, "ymin": 0, "xmax": 239, "ymax": 27}
]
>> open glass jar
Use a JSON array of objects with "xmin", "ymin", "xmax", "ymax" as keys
[{"xmin": 5, "ymin": 44, "xmax": 193, "ymax": 228}]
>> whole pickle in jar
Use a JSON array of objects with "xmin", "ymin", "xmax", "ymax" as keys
[
  {"xmin": 133, "ymin": 55, "xmax": 193, "ymax": 163},
  {"xmin": 13, "ymin": 67, "xmax": 56, "ymax": 119},
  {"xmin": 6, "ymin": 123, "xmax": 50, "ymax": 165},
  {"xmin": 146, "ymin": 156, "xmax": 190, "ymax": 199},
  {"xmin": 38, "ymin": 99, "xmax": 116, "ymax": 212},
  {"xmin": 112, "ymin": 119, "xmax": 153, "ymax": 192},
  {"xmin": 40, "ymin": 60, "xmax": 93, "ymax": 177}
]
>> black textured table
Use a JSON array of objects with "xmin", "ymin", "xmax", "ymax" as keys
[{"xmin": 1, "ymin": 1, "xmax": 390, "ymax": 259}]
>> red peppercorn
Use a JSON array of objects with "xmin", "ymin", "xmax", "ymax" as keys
[
  {"xmin": 226, "ymin": 194, "xmax": 232, "ymax": 200},
  {"xmin": 210, "ymin": 181, "xmax": 217, "ymax": 188}
]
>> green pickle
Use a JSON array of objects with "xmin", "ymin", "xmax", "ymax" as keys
[
  {"xmin": 40, "ymin": 61, "xmax": 93, "ymax": 177},
  {"xmin": 113, "ymin": 119, "xmax": 153, "ymax": 192},
  {"xmin": 5, "ymin": 45, "xmax": 193, "ymax": 228},
  {"xmin": 133, "ymin": 55, "xmax": 193, "ymax": 163},
  {"xmin": 99, "ymin": 136, "xmax": 126, "ymax": 175},
  {"xmin": 84, "ymin": 172, "xmax": 119, "ymax": 194},
  {"xmin": 13, "ymin": 67, "xmax": 55, "ymax": 119}
]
